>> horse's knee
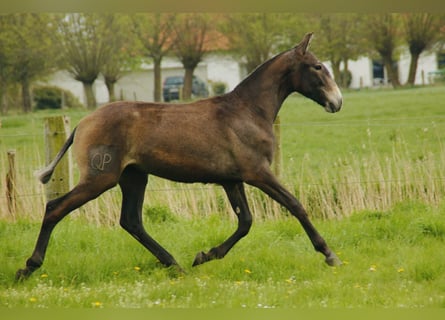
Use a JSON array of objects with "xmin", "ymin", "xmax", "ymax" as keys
[
  {"xmin": 238, "ymin": 217, "xmax": 252, "ymax": 236},
  {"xmin": 120, "ymin": 218, "xmax": 142, "ymax": 236},
  {"xmin": 45, "ymin": 195, "xmax": 65, "ymax": 213},
  {"xmin": 42, "ymin": 196, "xmax": 67, "ymax": 225},
  {"xmin": 119, "ymin": 217, "xmax": 131, "ymax": 232}
]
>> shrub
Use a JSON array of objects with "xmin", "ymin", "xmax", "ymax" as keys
[
  {"xmin": 339, "ymin": 70, "xmax": 352, "ymax": 88},
  {"xmin": 435, "ymin": 69, "xmax": 445, "ymax": 83},
  {"xmin": 211, "ymin": 81, "xmax": 227, "ymax": 95},
  {"xmin": 33, "ymin": 85, "xmax": 83, "ymax": 110},
  {"xmin": 143, "ymin": 205, "xmax": 178, "ymax": 223}
]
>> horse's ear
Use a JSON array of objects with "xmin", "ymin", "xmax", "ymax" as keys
[{"xmin": 295, "ymin": 32, "xmax": 313, "ymax": 55}]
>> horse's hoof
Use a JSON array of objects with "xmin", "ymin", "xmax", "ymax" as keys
[
  {"xmin": 192, "ymin": 251, "xmax": 207, "ymax": 267},
  {"xmin": 167, "ymin": 264, "xmax": 186, "ymax": 276},
  {"xmin": 15, "ymin": 268, "xmax": 31, "ymax": 282},
  {"xmin": 325, "ymin": 252, "xmax": 342, "ymax": 267}
]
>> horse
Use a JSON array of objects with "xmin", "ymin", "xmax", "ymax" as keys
[{"xmin": 16, "ymin": 33, "xmax": 343, "ymax": 280}]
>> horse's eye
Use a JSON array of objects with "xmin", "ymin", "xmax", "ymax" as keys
[{"xmin": 314, "ymin": 64, "xmax": 322, "ymax": 71}]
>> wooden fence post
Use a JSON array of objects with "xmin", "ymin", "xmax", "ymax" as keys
[
  {"xmin": 273, "ymin": 115, "xmax": 282, "ymax": 179},
  {"xmin": 271, "ymin": 116, "xmax": 283, "ymax": 217},
  {"xmin": 6, "ymin": 149, "xmax": 17, "ymax": 216},
  {"xmin": 44, "ymin": 116, "xmax": 72, "ymax": 201}
]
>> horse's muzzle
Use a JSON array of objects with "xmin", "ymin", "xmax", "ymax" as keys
[
  {"xmin": 324, "ymin": 98, "xmax": 342, "ymax": 113},
  {"xmin": 324, "ymin": 86, "xmax": 343, "ymax": 113}
]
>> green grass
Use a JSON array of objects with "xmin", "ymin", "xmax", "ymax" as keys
[
  {"xmin": 277, "ymin": 86, "xmax": 445, "ymax": 218},
  {"xmin": 1, "ymin": 86, "xmax": 445, "ymax": 222},
  {"xmin": 1, "ymin": 86, "xmax": 445, "ymax": 308},
  {"xmin": 280, "ymin": 86, "xmax": 445, "ymax": 173},
  {"xmin": 1, "ymin": 201, "xmax": 445, "ymax": 308}
]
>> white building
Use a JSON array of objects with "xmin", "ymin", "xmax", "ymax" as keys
[
  {"xmin": 45, "ymin": 53, "xmax": 244, "ymax": 106},
  {"xmin": 44, "ymin": 49, "xmax": 440, "ymax": 106},
  {"xmin": 324, "ymin": 48, "xmax": 439, "ymax": 89}
]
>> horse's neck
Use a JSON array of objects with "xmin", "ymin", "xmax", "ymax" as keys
[{"xmin": 233, "ymin": 53, "xmax": 292, "ymax": 123}]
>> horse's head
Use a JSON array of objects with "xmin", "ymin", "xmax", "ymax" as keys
[{"xmin": 289, "ymin": 33, "xmax": 343, "ymax": 113}]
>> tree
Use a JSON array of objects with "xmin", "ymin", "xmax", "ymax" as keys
[
  {"xmin": 131, "ymin": 13, "xmax": 175, "ymax": 102},
  {"xmin": 0, "ymin": 17, "xmax": 14, "ymax": 114},
  {"xmin": 221, "ymin": 13, "xmax": 299, "ymax": 73},
  {"xmin": 363, "ymin": 14, "xmax": 403, "ymax": 88},
  {"xmin": 402, "ymin": 13, "xmax": 443, "ymax": 86},
  {"xmin": 0, "ymin": 13, "xmax": 56, "ymax": 112},
  {"xmin": 309, "ymin": 13, "xmax": 365, "ymax": 88},
  {"xmin": 55, "ymin": 13, "xmax": 117, "ymax": 108},
  {"xmin": 100, "ymin": 14, "xmax": 140, "ymax": 102},
  {"xmin": 169, "ymin": 13, "xmax": 214, "ymax": 100}
]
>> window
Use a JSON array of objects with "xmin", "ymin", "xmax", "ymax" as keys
[{"xmin": 437, "ymin": 52, "xmax": 445, "ymax": 70}]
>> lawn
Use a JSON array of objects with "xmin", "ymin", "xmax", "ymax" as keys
[
  {"xmin": 1, "ymin": 86, "xmax": 445, "ymax": 222},
  {"xmin": 1, "ymin": 201, "xmax": 445, "ymax": 308},
  {"xmin": 1, "ymin": 85, "xmax": 445, "ymax": 309}
]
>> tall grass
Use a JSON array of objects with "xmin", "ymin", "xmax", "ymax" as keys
[
  {"xmin": 2, "ymin": 87, "xmax": 445, "ymax": 309},
  {"xmin": 2, "ymin": 201, "xmax": 445, "ymax": 307},
  {"xmin": 294, "ymin": 142, "xmax": 445, "ymax": 219},
  {"xmin": 1, "ymin": 86, "xmax": 445, "ymax": 224}
]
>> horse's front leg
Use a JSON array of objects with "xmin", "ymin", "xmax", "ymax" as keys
[
  {"xmin": 119, "ymin": 168, "xmax": 183, "ymax": 273},
  {"xmin": 193, "ymin": 182, "xmax": 252, "ymax": 266},
  {"xmin": 247, "ymin": 169, "xmax": 342, "ymax": 267}
]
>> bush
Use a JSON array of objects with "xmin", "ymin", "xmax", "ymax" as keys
[
  {"xmin": 33, "ymin": 85, "xmax": 83, "ymax": 110},
  {"xmin": 434, "ymin": 69, "xmax": 445, "ymax": 83},
  {"xmin": 143, "ymin": 205, "xmax": 177, "ymax": 223},
  {"xmin": 339, "ymin": 70, "xmax": 352, "ymax": 88},
  {"xmin": 211, "ymin": 81, "xmax": 227, "ymax": 95}
]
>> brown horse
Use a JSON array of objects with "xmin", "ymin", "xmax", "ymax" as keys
[{"xmin": 16, "ymin": 33, "xmax": 342, "ymax": 280}]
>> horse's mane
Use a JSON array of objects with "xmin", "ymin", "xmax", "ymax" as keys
[{"xmin": 233, "ymin": 50, "xmax": 290, "ymax": 92}]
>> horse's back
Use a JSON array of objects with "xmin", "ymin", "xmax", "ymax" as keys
[{"xmin": 72, "ymin": 99, "xmax": 241, "ymax": 182}]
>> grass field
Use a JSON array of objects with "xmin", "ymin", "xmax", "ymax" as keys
[
  {"xmin": 1, "ymin": 85, "xmax": 445, "ymax": 308},
  {"xmin": 1, "ymin": 201, "xmax": 445, "ymax": 307},
  {"xmin": 1, "ymin": 86, "xmax": 445, "ymax": 222}
]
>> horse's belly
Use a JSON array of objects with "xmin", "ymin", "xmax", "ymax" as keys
[{"xmin": 135, "ymin": 150, "xmax": 241, "ymax": 183}]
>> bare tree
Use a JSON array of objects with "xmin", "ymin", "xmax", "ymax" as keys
[
  {"xmin": 309, "ymin": 13, "xmax": 365, "ymax": 88},
  {"xmin": 0, "ymin": 13, "xmax": 55, "ymax": 112},
  {"xmin": 131, "ymin": 13, "xmax": 175, "ymax": 102},
  {"xmin": 169, "ymin": 13, "xmax": 214, "ymax": 100},
  {"xmin": 222, "ymin": 13, "xmax": 298, "ymax": 73},
  {"xmin": 402, "ymin": 13, "xmax": 443, "ymax": 86},
  {"xmin": 363, "ymin": 14, "xmax": 402, "ymax": 88},
  {"xmin": 100, "ymin": 14, "xmax": 140, "ymax": 102},
  {"xmin": 0, "ymin": 17, "xmax": 14, "ymax": 114},
  {"xmin": 56, "ymin": 14, "xmax": 117, "ymax": 108}
]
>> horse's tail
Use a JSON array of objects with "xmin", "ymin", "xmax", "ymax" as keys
[{"xmin": 35, "ymin": 127, "xmax": 77, "ymax": 184}]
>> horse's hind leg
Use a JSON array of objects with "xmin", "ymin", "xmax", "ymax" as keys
[
  {"xmin": 16, "ymin": 179, "xmax": 116, "ymax": 280},
  {"xmin": 118, "ymin": 167, "xmax": 182, "ymax": 271},
  {"xmin": 247, "ymin": 168, "xmax": 341, "ymax": 266},
  {"xmin": 193, "ymin": 182, "xmax": 252, "ymax": 266}
]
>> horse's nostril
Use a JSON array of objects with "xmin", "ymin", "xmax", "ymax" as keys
[{"xmin": 325, "ymin": 101, "xmax": 341, "ymax": 113}]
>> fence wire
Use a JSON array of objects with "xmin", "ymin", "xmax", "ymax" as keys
[{"xmin": 2, "ymin": 118, "xmax": 445, "ymax": 205}]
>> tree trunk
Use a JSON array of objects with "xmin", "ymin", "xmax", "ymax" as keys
[
  {"xmin": 153, "ymin": 57, "xmax": 162, "ymax": 102},
  {"xmin": 407, "ymin": 51, "xmax": 420, "ymax": 86},
  {"xmin": 0, "ymin": 83, "xmax": 8, "ymax": 115},
  {"xmin": 330, "ymin": 59, "xmax": 341, "ymax": 85},
  {"xmin": 382, "ymin": 55, "xmax": 401, "ymax": 88},
  {"xmin": 342, "ymin": 59, "xmax": 350, "ymax": 88},
  {"xmin": 105, "ymin": 78, "xmax": 116, "ymax": 102},
  {"xmin": 182, "ymin": 67, "xmax": 194, "ymax": 100},
  {"xmin": 83, "ymin": 81, "xmax": 97, "ymax": 109},
  {"xmin": 273, "ymin": 115, "xmax": 282, "ymax": 179},
  {"xmin": 21, "ymin": 78, "xmax": 32, "ymax": 113}
]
